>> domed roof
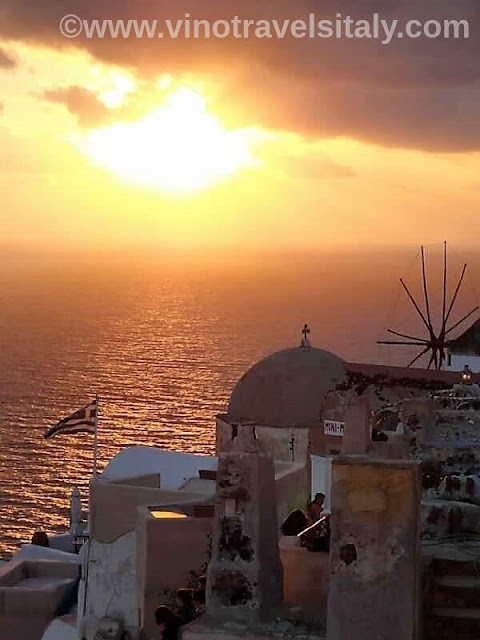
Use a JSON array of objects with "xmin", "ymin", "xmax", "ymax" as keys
[{"xmin": 227, "ymin": 346, "xmax": 345, "ymax": 428}]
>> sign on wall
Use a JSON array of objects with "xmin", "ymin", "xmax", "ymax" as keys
[{"xmin": 324, "ymin": 420, "xmax": 345, "ymax": 437}]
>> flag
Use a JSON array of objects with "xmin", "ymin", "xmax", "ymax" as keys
[{"xmin": 44, "ymin": 398, "xmax": 98, "ymax": 439}]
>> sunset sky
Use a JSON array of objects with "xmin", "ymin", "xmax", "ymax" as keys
[{"xmin": 1, "ymin": 0, "xmax": 480, "ymax": 250}]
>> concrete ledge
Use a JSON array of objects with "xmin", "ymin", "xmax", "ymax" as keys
[
  {"xmin": 181, "ymin": 616, "xmax": 326, "ymax": 640},
  {"xmin": 0, "ymin": 560, "xmax": 79, "ymax": 640},
  {"xmin": 334, "ymin": 456, "xmax": 421, "ymax": 469}
]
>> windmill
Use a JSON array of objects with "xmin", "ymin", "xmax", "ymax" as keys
[{"xmin": 377, "ymin": 242, "xmax": 479, "ymax": 370}]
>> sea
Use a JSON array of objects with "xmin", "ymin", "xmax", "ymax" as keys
[{"xmin": 1, "ymin": 246, "xmax": 478, "ymax": 557}]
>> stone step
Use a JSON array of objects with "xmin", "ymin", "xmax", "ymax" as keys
[
  {"xmin": 437, "ymin": 576, "xmax": 480, "ymax": 590},
  {"xmin": 426, "ymin": 548, "xmax": 480, "ymax": 578},
  {"xmin": 432, "ymin": 607, "xmax": 480, "ymax": 620}
]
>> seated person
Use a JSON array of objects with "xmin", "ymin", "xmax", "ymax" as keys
[
  {"xmin": 303, "ymin": 515, "xmax": 330, "ymax": 552},
  {"xmin": 176, "ymin": 588, "xmax": 197, "ymax": 624},
  {"xmin": 31, "ymin": 531, "xmax": 50, "ymax": 547},
  {"xmin": 372, "ymin": 427, "xmax": 389, "ymax": 442},
  {"xmin": 280, "ymin": 509, "xmax": 309, "ymax": 536},
  {"xmin": 307, "ymin": 493, "xmax": 326, "ymax": 522},
  {"xmin": 192, "ymin": 588, "xmax": 205, "ymax": 616},
  {"xmin": 154, "ymin": 605, "xmax": 182, "ymax": 640}
]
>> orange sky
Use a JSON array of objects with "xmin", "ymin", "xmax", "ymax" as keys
[{"xmin": 1, "ymin": 5, "xmax": 480, "ymax": 250}]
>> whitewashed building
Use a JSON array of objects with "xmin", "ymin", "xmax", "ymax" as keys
[{"xmin": 446, "ymin": 319, "xmax": 480, "ymax": 373}]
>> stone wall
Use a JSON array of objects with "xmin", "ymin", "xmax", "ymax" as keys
[
  {"xmin": 207, "ymin": 428, "xmax": 283, "ymax": 623},
  {"xmin": 327, "ymin": 457, "xmax": 421, "ymax": 640}
]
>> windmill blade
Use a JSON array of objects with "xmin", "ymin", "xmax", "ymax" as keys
[
  {"xmin": 445, "ymin": 306, "xmax": 480, "ymax": 336},
  {"xmin": 407, "ymin": 346, "xmax": 431, "ymax": 368},
  {"xmin": 421, "ymin": 246, "xmax": 435, "ymax": 334},
  {"xmin": 444, "ymin": 263, "xmax": 467, "ymax": 326},
  {"xmin": 400, "ymin": 278, "xmax": 432, "ymax": 333},
  {"xmin": 387, "ymin": 329, "xmax": 428, "ymax": 342},
  {"xmin": 377, "ymin": 340, "xmax": 429, "ymax": 346},
  {"xmin": 440, "ymin": 241, "xmax": 448, "ymax": 335},
  {"xmin": 432, "ymin": 349, "xmax": 440, "ymax": 371}
]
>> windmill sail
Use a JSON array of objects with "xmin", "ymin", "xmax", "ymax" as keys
[{"xmin": 377, "ymin": 243, "xmax": 479, "ymax": 370}]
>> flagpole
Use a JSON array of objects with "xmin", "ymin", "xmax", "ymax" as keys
[{"xmin": 93, "ymin": 393, "xmax": 99, "ymax": 478}]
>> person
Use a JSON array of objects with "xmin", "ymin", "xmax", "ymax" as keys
[
  {"xmin": 175, "ymin": 588, "xmax": 197, "ymax": 624},
  {"xmin": 280, "ymin": 509, "xmax": 309, "ymax": 536},
  {"xmin": 301, "ymin": 513, "xmax": 331, "ymax": 552},
  {"xmin": 31, "ymin": 531, "xmax": 50, "ymax": 547},
  {"xmin": 307, "ymin": 493, "xmax": 326, "ymax": 522},
  {"xmin": 371, "ymin": 428, "xmax": 388, "ymax": 442},
  {"xmin": 192, "ymin": 588, "xmax": 205, "ymax": 617},
  {"xmin": 154, "ymin": 605, "xmax": 182, "ymax": 640}
]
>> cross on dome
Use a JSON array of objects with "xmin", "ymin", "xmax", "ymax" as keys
[{"xmin": 300, "ymin": 324, "xmax": 312, "ymax": 347}]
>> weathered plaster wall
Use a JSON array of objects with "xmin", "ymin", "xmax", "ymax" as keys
[
  {"xmin": 84, "ymin": 531, "xmax": 138, "ymax": 629},
  {"xmin": 275, "ymin": 463, "xmax": 308, "ymax": 526},
  {"xmin": 207, "ymin": 431, "xmax": 283, "ymax": 622},
  {"xmin": 90, "ymin": 479, "xmax": 210, "ymax": 543},
  {"xmin": 0, "ymin": 560, "xmax": 79, "ymax": 640},
  {"xmin": 137, "ymin": 510, "xmax": 213, "ymax": 638},
  {"xmin": 216, "ymin": 417, "xmax": 309, "ymax": 464},
  {"xmin": 308, "ymin": 426, "xmax": 343, "ymax": 456},
  {"xmin": 279, "ymin": 537, "xmax": 329, "ymax": 609},
  {"xmin": 327, "ymin": 458, "xmax": 421, "ymax": 640},
  {"xmin": 217, "ymin": 419, "xmax": 309, "ymax": 525}
]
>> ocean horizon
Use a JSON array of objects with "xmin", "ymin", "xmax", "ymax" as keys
[{"xmin": 0, "ymin": 245, "xmax": 478, "ymax": 557}]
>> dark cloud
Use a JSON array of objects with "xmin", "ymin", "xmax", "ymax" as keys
[
  {"xmin": 1, "ymin": 0, "xmax": 480, "ymax": 150},
  {"xmin": 0, "ymin": 47, "xmax": 17, "ymax": 69},
  {"xmin": 41, "ymin": 86, "xmax": 113, "ymax": 127},
  {"xmin": 213, "ymin": 69, "xmax": 480, "ymax": 152}
]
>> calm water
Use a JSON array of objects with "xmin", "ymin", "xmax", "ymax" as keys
[{"xmin": 0, "ymin": 247, "xmax": 478, "ymax": 557}]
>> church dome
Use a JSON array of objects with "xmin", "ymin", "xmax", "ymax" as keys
[{"xmin": 227, "ymin": 345, "xmax": 345, "ymax": 428}]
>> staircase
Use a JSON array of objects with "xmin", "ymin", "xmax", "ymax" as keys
[{"xmin": 424, "ymin": 543, "xmax": 480, "ymax": 639}]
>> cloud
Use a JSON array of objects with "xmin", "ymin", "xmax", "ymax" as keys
[
  {"xmin": 41, "ymin": 85, "xmax": 114, "ymax": 127},
  {"xmin": 1, "ymin": 0, "xmax": 480, "ymax": 150},
  {"xmin": 0, "ymin": 47, "xmax": 17, "ymax": 69}
]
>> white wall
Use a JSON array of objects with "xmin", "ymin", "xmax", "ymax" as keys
[
  {"xmin": 311, "ymin": 455, "xmax": 333, "ymax": 510},
  {"xmin": 446, "ymin": 353, "xmax": 480, "ymax": 373},
  {"xmin": 42, "ymin": 619, "xmax": 77, "ymax": 640},
  {"xmin": 101, "ymin": 446, "xmax": 217, "ymax": 489},
  {"xmin": 82, "ymin": 531, "xmax": 138, "ymax": 629}
]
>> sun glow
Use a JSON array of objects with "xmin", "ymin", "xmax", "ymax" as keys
[{"xmin": 76, "ymin": 88, "xmax": 258, "ymax": 192}]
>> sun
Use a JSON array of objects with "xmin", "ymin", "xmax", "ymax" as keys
[{"xmin": 75, "ymin": 88, "xmax": 258, "ymax": 193}]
